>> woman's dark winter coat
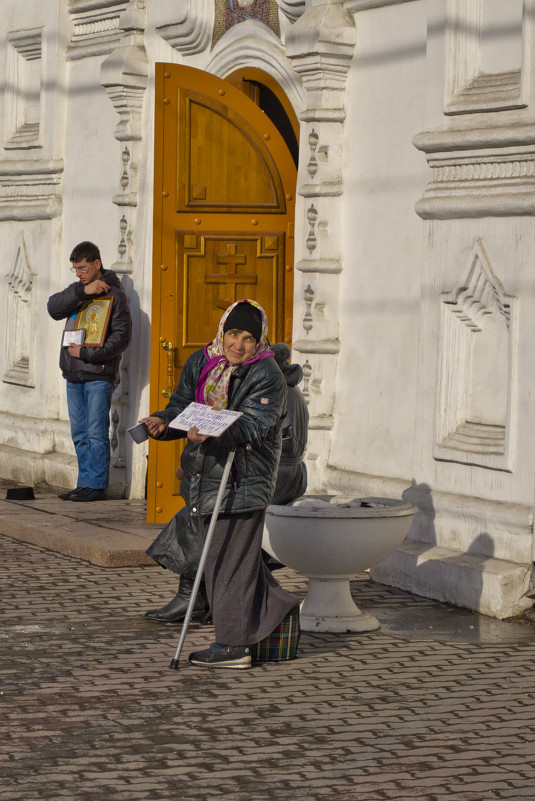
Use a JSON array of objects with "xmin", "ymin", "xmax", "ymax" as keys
[
  {"xmin": 153, "ymin": 348, "xmax": 287, "ymax": 519},
  {"xmin": 147, "ymin": 346, "xmax": 312, "ymax": 578}
]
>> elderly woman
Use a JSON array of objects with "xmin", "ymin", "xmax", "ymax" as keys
[
  {"xmin": 143, "ymin": 341, "xmax": 309, "ymax": 618},
  {"xmin": 141, "ymin": 300, "xmax": 299, "ymax": 669}
]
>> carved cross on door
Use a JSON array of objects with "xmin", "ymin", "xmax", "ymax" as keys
[{"xmin": 205, "ymin": 243, "xmax": 257, "ymax": 309}]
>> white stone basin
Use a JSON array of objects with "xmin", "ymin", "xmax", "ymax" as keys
[{"xmin": 264, "ymin": 495, "xmax": 418, "ymax": 633}]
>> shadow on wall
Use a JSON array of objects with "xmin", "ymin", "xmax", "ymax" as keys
[
  {"xmin": 464, "ymin": 532, "xmax": 495, "ymax": 625},
  {"xmin": 121, "ymin": 273, "xmax": 153, "ymax": 415},
  {"xmin": 111, "ymin": 274, "xmax": 152, "ymax": 495},
  {"xmin": 402, "ymin": 480, "xmax": 436, "ymax": 545},
  {"xmin": 400, "ymin": 479, "xmax": 495, "ymax": 619}
]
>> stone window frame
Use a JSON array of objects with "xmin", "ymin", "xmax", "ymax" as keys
[
  {"xmin": 3, "ymin": 234, "xmax": 36, "ymax": 389},
  {"xmin": 4, "ymin": 28, "xmax": 43, "ymax": 150},
  {"xmin": 433, "ymin": 240, "xmax": 517, "ymax": 473},
  {"xmin": 444, "ymin": 0, "xmax": 527, "ymax": 115}
]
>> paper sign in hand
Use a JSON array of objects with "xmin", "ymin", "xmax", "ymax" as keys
[{"xmin": 168, "ymin": 402, "xmax": 242, "ymax": 437}]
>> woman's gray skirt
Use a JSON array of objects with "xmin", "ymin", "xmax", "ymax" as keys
[{"xmin": 201, "ymin": 509, "xmax": 297, "ymax": 647}]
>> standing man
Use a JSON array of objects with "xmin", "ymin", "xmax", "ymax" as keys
[{"xmin": 47, "ymin": 241, "xmax": 131, "ymax": 501}]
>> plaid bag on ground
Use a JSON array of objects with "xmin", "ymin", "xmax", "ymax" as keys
[{"xmin": 249, "ymin": 604, "xmax": 300, "ymax": 662}]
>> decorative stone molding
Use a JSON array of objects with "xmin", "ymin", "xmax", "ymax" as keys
[
  {"xmin": 286, "ymin": 2, "xmax": 355, "ymax": 122},
  {"xmin": 110, "ymin": 404, "xmax": 126, "ymax": 468},
  {"xmin": 101, "ymin": 0, "xmax": 148, "ymax": 273},
  {"xmin": 306, "ymin": 129, "xmax": 319, "ymax": 176},
  {"xmin": 434, "ymin": 239, "xmax": 517, "ymax": 472},
  {"xmin": 276, "ymin": 0, "xmax": 306, "ymax": 23},
  {"xmin": 156, "ymin": 0, "xmax": 213, "ymax": 55},
  {"xmin": 3, "ymin": 233, "xmax": 35, "ymax": 388},
  {"xmin": 296, "ymin": 259, "xmax": 341, "ymax": 274},
  {"xmin": 301, "ymin": 359, "xmax": 312, "ymax": 402},
  {"xmin": 414, "ymin": 124, "xmax": 535, "ymax": 154},
  {"xmin": 208, "ymin": 20, "xmax": 303, "ymax": 111},
  {"xmin": 302, "ymin": 284, "xmax": 315, "ymax": 332},
  {"xmin": 101, "ymin": 1, "xmax": 148, "ymax": 143},
  {"xmin": 414, "ymin": 1, "xmax": 533, "ymax": 219},
  {"xmin": 300, "ymin": 128, "xmax": 343, "ymax": 197},
  {"xmin": 67, "ymin": 0, "xmax": 129, "ymax": 60},
  {"xmin": 292, "ymin": 338, "xmax": 340, "ymax": 354},
  {"xmin": 0, "ymin": 159, "xmax": 63, "ymax": 220},
  {"xmin": 4, "ymin": 29, "xmax": 43, "ymax": 150},
  {"xmin": 100, "ymin": 0, "xmax": 148, "ymax": 472},
  {"xmin": 301, "ymin": 125, "xmax": 341, "ymax": 197},
  {"xmin": 309, "ymin": 415, "xmax": 334, "ymax": 430},
  {"xmin": 305, "ymin": 204, "xmax": 318, "ymax": 252},
  {"xmin": 107, "ymin": 308, "xmax": 129, "ymax": 472},
  {"xmin": 344, "ymin": 0, "xmax": 415, "ymax": 11},
  {"xmin": 414, "ymin": 142, "xmax": 535, "ymax": 219},
  {"xmin": 443, "ymin": 0, "xmax": 525, "ymax": 116}
]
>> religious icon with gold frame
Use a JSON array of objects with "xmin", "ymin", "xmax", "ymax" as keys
[{"xmin": 75, "ymin": 296, "xmax": 114, "ymax": 347}]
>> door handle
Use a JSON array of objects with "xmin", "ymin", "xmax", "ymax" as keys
[{"xmin": 161, "ymin": 339, "xmax": 176, "ymax": 398}]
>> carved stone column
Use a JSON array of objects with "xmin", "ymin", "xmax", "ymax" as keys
[
  {"xmin": 285, "ymin": 0, "xmax": 356, "ymax": 489},
  {"xmin": 100, "ymin": 0, "xmax": 148, "ymax": 485},
  {"xmin": 101, "ymin": 0, "xmax": 147, "ymax": 273}
]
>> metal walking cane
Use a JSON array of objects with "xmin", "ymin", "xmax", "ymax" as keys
[{"xmin": 170, "ymin": 448, "xmax": 236, "ymax": 670}]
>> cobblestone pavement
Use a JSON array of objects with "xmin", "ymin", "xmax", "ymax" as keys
[{"xmin": 2, "ymin": 534, "xmax": 535, "ymax": 801}]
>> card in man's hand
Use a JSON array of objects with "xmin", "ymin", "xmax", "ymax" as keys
[{"xmin": 62, "ymin": 329, "xmax": 86, "ymax": 347}]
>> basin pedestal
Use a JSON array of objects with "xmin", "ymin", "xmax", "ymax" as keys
[
  {"xmin": 299, "ymin": 576, "xmax": 381, "ymax": 633},
  {"xmin": 263, "ymin": 495, "xmax": 418, "ymax": 633}
]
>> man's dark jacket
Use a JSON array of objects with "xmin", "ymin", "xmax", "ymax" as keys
[{"xmin": 47, "ymin": 269, "xmax": 131, "ymax": 383}]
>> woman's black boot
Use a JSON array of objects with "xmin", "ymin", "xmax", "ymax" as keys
[{"xmin": 144, "ymin": 576, "xmax": 210, "ymax": 623}]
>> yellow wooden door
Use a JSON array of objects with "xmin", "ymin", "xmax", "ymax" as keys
[{"xmin": 148, "ymin": 64, "xmax": 297, "ymax": 523}]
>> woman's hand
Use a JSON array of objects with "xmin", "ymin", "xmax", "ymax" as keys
[
  {"xmin": 139, "ymin": 416, "xmax": 168, "ymax": 439},
  {"xmin": 187, "ymin": 426, "xmax": 208, "ymax": 444}
]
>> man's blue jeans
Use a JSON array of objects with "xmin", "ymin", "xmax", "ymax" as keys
[{"xmin": 66, "ymin": 380, "xmax": 114, "ymax": 490}]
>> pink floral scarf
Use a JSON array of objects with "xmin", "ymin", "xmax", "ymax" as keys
[{"xmin": 195, "ymin": 299, "xmax": 273, "ymax": 409}]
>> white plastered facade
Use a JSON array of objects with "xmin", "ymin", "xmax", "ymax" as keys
[{"xmin": 1, "ymin": 0, "xmax": 534, "ymax": 619}]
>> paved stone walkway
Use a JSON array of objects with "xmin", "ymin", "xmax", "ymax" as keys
[
  {"xmin": 2, "ymin": 527, "xmax": 535, "ymax": 801},
  {"xmin": 0, "ymin": 480, "xmax": 160, "ymax": 567}
]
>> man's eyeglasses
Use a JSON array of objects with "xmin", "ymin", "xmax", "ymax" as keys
[{"xmin": 70, "ymin": 264, "xmax": 92, "ymax": 274}]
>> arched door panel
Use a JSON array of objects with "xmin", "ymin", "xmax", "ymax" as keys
[{"xmin": 148, "ymin": 65, "xmax": 297, "ymax": 523}]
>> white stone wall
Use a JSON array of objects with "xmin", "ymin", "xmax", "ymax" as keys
[
  {"xmin": 331, "ymin": 0, "xmax": 428, "ymax": 486},
  {"xmin": 0, "ymin": 0, "xmax": 68, "ymax": 483},
  {"xmin": 361, "ymin": 0, "xmax": 535, "ymax": 617}
]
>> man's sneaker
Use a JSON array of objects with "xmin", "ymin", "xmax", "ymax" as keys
[
  {"xmin": 58, "ymin": 488, "xmax": 80, "ymax": 500},
  {"xmin": 188, "ymin": 642, "xmax": 251, "ymax": 669},
  {"xmin": 70, "ymin": 487, "xmax": 107, "ymax": 502}
]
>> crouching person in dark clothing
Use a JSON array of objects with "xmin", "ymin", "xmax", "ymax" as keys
[
  {"xmin": 141, "ymin": 300, "xmax": 300, "ymax": 669},
  {"xmin": 271, "ymin": 342, "xmax": 309, "ymax": 505}
]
